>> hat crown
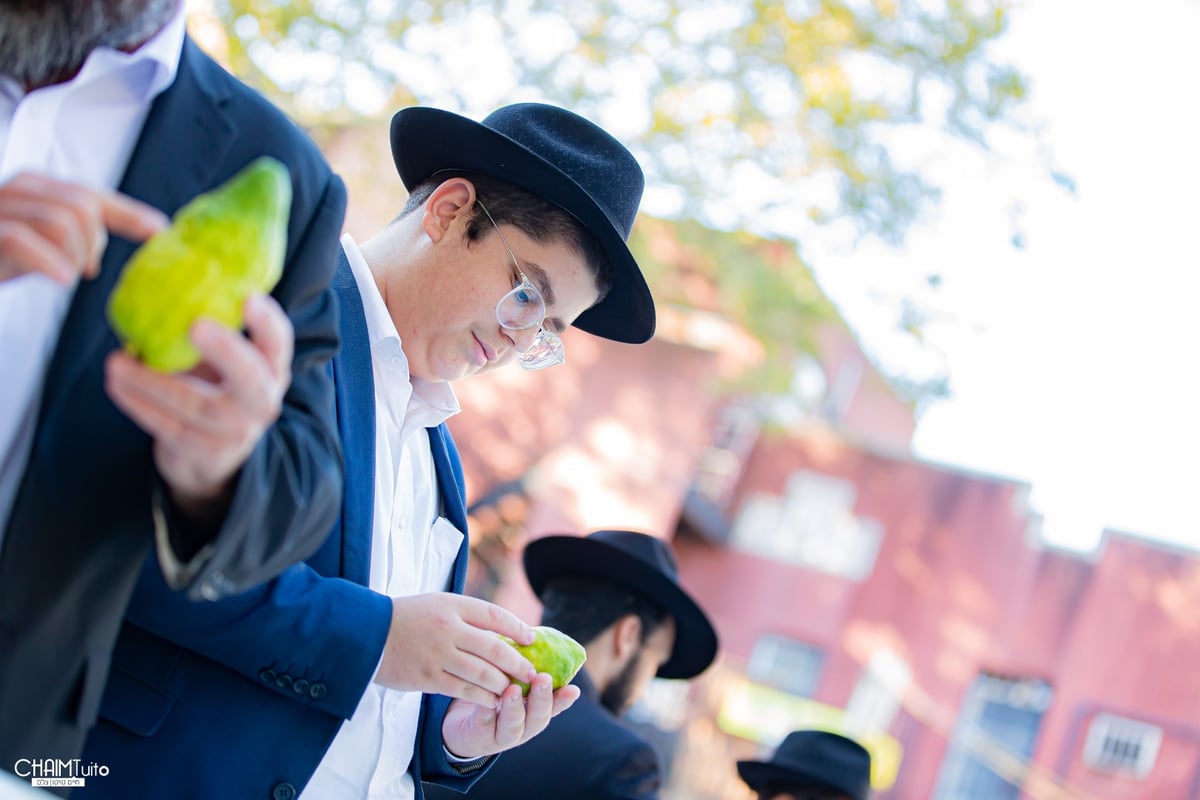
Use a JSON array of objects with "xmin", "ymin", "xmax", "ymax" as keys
[
  {"xmin": 738, "ymin": 730, "xmax": 872, "ymax": 799},
  {"xmin": 586, "ymin": 529, "xmax": 680, "ymax": 582},
  {"xmin": 772, "ymin": 730, "xmax": 871, "ymax": 773},
  {"xmin": 478, "ymin": 104, "xmax": 644, "ymax": 239}
]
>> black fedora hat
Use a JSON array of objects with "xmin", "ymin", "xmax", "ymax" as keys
[
  {"xmin": 737, "ymin": 730, "xmax": 872, "ymax": 800},
  {"xmin": 389, "ymin": 103, "xmax": 654, "ymax": 344},
  {"xmin": 523, "ymin": 530, "xmax": 717, "ymax": 680}
]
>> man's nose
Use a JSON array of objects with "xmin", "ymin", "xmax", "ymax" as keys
[{"xmin": 510, "ymin": 325, "xmax": 541, "ymax": 354}]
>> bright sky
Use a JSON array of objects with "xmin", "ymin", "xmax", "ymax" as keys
[{"xmin": 808, "ymin": 0, "xmax": 1200, "ymax": 552}]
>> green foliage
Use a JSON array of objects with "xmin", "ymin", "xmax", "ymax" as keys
[
  {"xmin": 207, "ymin": 0, "xmax": 1030, "ymax": 403},
  {"xmin": 627, "ymin": 215, "xmax": 837, "ymax": 393},
  {"xmin": 212, "ymin": 0, "xmax": 1025, "ymax": 244}
]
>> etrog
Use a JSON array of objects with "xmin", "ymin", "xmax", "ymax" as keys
[
  {"xmin": 499, "ymin": 625, "xmax": 587, "ymax": 695},
  {"xmin": 107, "ymin": 156, "xmax": 291, "ymax": 373}
]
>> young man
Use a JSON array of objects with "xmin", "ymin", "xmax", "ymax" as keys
[
  {"xmin": 425, "ymin": 529, "xmax": 720, "ymax": 800},
  {"xmin": 80, "ymin": 103, "xmax": 658, "ymax": 800},
  {"xmin": 737, "ymin": 730, "xmax": 873, "ymax": 800},
  {"xmin": 0, "ymin": 0, "xmax": 346, "ymax": 771}
]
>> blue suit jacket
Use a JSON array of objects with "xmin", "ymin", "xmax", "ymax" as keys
[
  {"xmin": 78, "ymin": 252, "xmax": 477, "ymax": 800},
  {"xmin": 0, "ymin": 36, "xmax": 345, "ymax": 769}
]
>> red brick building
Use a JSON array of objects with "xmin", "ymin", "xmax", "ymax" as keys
[{"xmin": 446, "ymin": 320, "xmax": 1200, "ymax": 799}]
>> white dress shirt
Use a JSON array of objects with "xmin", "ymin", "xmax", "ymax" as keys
[
  {"xmin": 301, "ymin": 235, "xmax": 464, "ymax": 800},
  {"xmin": 0, "ymin": 3, "xmax": 185, "ymax": 547}
]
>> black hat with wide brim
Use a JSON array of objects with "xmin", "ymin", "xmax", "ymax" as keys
[
  {"xmin": 737, "ymin": 730, "xmax": 873, "ymax": 800},
  {"xmin": 523, "ymin": 529, "xmax": 718, "ymax": 680},
  {"xmin": 389, "ymin": 103, "xmax": 655, "ymax": 344}
]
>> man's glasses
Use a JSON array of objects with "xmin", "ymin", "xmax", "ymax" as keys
[{"xmin": 476, "ymin": 200, "xmax": 565, "ymax": 370}]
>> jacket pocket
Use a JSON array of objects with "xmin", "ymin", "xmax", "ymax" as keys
[
  {"xmin": 95, "ymin": 623, "xmax": 180, "ymax": 736},
  {"xmin": 97, "ymin": 666, "xmax": 176, "ymax": 737}
]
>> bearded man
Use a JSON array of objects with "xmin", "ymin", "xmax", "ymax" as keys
[{"xmin": 0, "ymin": 0, "xmax": 347, "ymax": 777}]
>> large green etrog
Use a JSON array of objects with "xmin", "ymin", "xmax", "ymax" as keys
[
  {"xmin": 107, "ymin": 156, "xmax": 291, "ymax": 373},
  {"xmin": 499, "ymin": 626, "xmax": 587, "ymax": 696}
]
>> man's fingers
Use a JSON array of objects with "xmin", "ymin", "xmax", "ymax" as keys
[
  {"xmin": 521, "ymin": 674, "xmax": 555, "ymax": 731},
  {"xmin": 494, "ymin": 684, "xmax": 529, "ymax": 744},
  {"xmin": 97, "ymin": 188, "xmax": 169, "ymax": 242},
  {"xmin": 464, "ymin": 629, "xmax": 536, "ymax": 686},
  {"xmin": 439, "ymin": 669, "xmax": 505, "ymax": 709},
  {"xmin": 242, "ymin": 293, "xmax": 293, "ymax": 382},
  {"xmin": 447, "ymin": 650, "xmax": 523, "ymax": 699},
  {"xmin": 106, "ymin": 357, "xmax": 226, "ymax": 452},
  {"xmin": 457, "ymin": 595, "xmax": 534, "ymax": 645},
  {"xmin": 189, "ymin": 318, "xmax": 281, "ymax": 419},
  {"xmin": 549, "ymin": 684, "xmax": 580, "ymax": 717},
  {"xmin": 106, "ymin": 351, "xmax": 232, "ymax": 437},
  {"xmin": 0, "ymin": 221, "xmax": 75, "ymax": 283}
]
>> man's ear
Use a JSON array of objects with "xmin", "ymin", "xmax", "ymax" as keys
[
  {"xmin": 421, "ymin": 177, "xmax": 477, "ymax": 244},
  {"xmin": 612, "ymin": 614, "xmax": 643, "ymax": 661}
]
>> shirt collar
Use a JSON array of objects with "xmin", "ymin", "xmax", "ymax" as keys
[{"xmin": 60, "ymin": 0, "xmax": 185, "ymax": 102}]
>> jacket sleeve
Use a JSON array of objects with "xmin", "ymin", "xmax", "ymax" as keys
[
  {"xmin": 159, "ymin": 172, "xmax": 348, "ymax": 601},
  {"xmin": 123, "ymin": 548, "xmax": 391, "ymax": 721}
]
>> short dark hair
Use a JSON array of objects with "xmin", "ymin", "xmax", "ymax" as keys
[
  {"xmin": 539, "ymin": 575, "xmax": 669, "ymax": 646},
  {"xmin": 400, "ymin": 171, "xmax": 612, "ymax": 303}
]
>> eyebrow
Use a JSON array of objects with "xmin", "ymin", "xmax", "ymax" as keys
[
  {"xmin": 521, "ymin": 260, "xmax": 558, "ymax": 308},
  {"xmin": 520, "ymin": 261, "xmax": 568, "ymax": 333}
]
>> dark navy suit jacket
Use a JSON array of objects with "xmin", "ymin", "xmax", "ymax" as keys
[
  {"xmin": 424, "ymin": 669, "xmax": 663, "ymax": 800},
  {"xmin": 0, "ymin": 36, "xmax": 346, "ymax": 769},
  {"xmin": 79, "ymin": 251, "xmax": 480, "ymax": 800}
]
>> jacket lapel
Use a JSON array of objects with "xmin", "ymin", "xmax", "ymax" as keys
[
  {"xmin": 40, "ymin": 37, "xmax": 236, "ymax": 416},
  {"xmin": 427, "ymin": 424, "xmax": 470, "ymax": 592},
  {"xmin": 328, "ymin": 250, "xmax": 377, "ymax": 585}
]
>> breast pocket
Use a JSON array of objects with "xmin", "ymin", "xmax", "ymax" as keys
[{"xmin": 421, "ymin": 516, "xmax": 465, "ymax": 594}]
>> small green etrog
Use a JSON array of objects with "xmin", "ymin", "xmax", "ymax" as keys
[{"xmin": 499, "ymin": 625, "xmax": 587, "ymax": 695}]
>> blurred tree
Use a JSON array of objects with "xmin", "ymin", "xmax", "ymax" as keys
[
  {"xmin": 210, "ymin": 0, "xmax": 1025, "ymax": 245},
  {"xmin": 205, "ymin": 0, "xmax": 1026, "ymax": 404}
]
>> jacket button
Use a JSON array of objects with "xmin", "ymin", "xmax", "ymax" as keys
[
  {"xmin": 309, "ymin": 682, "xmax": 327, "ymax": 699},
  {"xmin": 292, "ymin": 679, "xmax": 310, "ymax": 694},
  {"xmin": 275, "ymin": 673, "xmax": 293, "ymax": 690},
  {"xmin": 272, "ymin": 783, "xmax": 297, "ymax": 800},
  {"xmin": 259, "ymin": 668, "xmax": 277, "ymax": 683}
]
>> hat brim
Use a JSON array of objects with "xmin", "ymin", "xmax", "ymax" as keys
[
  {"xmin": 736, "ymin": 761, "xmax": 852, "ymax": 797},
  {"xmin": 390, "ymin": 107, "xmax": 654, "ymax": 344},
  {"xmin": 523, "ymin": 535, "xmax": 717, "ymax": 679}
]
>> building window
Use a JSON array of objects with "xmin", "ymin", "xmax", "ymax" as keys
[
  {"xmin": 731, "ymin": 470, "xmax": 883, "ymax": 580},
  {"xmin": 747, "ymin": 634, "xmax": 824, "ymax": 697},
  {"xmin": 843, "ymin": 649, "xmax": 912, "ymax": 736},
  {"xmin": 933, "ymin": 674, "xmax": 1053, "ymax": 800},
  {"xmin": 1082, "ymin": 713, "xmax": 1162, "ymax": 779},
  {"xmin": 691, "ymin": 403, "xmax": 760, "ymax": 508}
]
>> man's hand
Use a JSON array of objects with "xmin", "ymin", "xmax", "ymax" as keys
[
  {"xmin": 441, "ymin": 674, "xmax": 581, "ymax": 760},
  {"xmin": 105, "ymin": 293, "xmax": 293, "ymax": 520},
  {"xmin": 0, "ymin": 172, "xmax": 166, "ymax": 284},
  {"xmin": 375, "ymin": 593, "xmax": 540, "ymax": 709}
]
